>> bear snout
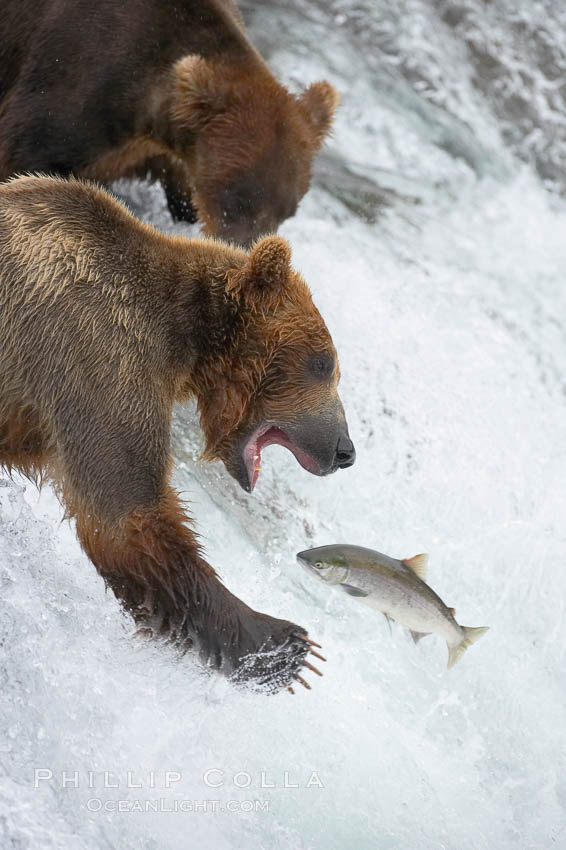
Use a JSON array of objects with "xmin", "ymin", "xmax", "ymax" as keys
[{"xmin": 334, "ymin": 434, "xmax": 356, "ymax": 470}]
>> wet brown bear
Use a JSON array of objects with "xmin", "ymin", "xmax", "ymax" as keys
[
  {"xmin": 0, "ymin": 0, "xmax": 339, "ymax": 246},
  {"xmin": 0, "ymin": 175, "xmax": 355, "ymax": 691}
]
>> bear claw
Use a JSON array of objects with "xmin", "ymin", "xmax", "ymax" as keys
[
  {"xmin": 231, "ymin": 626, "xmax": 324, "ymax": 694},
  {"xmin": 309, "ymin": 648, "xmax": 326, "ymax": 662},
  {"xmin": 303, "ymin": 660, "xmax": 323, "ymax": 676}
]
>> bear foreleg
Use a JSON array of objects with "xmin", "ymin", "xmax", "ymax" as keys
[{"xmin": 75, "ymin": 488, "xmax": 317, "ymax": 692}]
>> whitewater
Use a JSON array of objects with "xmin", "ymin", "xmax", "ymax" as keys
[{"xmin": 2, "ymin": 1, "xmax": 566, "ymax": 847}]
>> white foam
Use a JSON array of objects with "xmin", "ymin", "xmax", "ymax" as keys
[{"xmin": 2, "ymin": 2, "xmax": 566, "ymax": 847}]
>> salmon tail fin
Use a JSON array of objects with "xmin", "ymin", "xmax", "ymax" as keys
[{"xmin": 447, "ymin": 626, "xmax": 489, "ymax": 669}]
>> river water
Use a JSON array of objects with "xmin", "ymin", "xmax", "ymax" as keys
[{"xmin": 1, "ymin": 2, "xmax": 566, "ymax": 847}]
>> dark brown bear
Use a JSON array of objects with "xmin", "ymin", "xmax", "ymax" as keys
[
  {"xmin": 0, "ymin": 0, "xmax": 339, "ymax": 246},
  {"xmin": 0, "ymin": 176, "xmax": 355, "ymax": 692}
]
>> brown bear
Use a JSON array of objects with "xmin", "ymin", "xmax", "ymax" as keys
[
  {"xmin": 0, "ymin": 175, "xmax": 356, "ymax": 692},
  {"xmin": 0, "ymin": 0, "xmax": 339, "ymax": 246}
]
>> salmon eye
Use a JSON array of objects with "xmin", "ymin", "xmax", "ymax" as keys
[{"xmin": 314, "ymin": 561, "xmax": 323, "ymax": 568}]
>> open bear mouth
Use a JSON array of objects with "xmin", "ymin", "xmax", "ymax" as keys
[{"xmin": 242, "ymin": 424, "xmax": 320, "ymax": 491}]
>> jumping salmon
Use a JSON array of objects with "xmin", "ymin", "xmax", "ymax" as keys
[{"xmin": 297, "ymin": 544, "xmax": 489, "ymax": 668}]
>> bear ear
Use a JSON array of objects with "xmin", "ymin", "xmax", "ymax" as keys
[
  {"xmin": 172, "ymin": 55, "xmax": 230, "ymax": 130},
  {"xmin": 226, "ymin": 236, "xmax": 292, "ymax": 309},
  {"xmin": 299, "ymin": 81, "xmax": 340, "ymax": 148}
]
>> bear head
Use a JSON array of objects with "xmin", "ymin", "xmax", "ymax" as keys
[
  {"xmin": 196, "ymin": 236, "xmax": 355, "ymax": 492},
  {"xmin": 171, "ymin": 57, "xmax": 339, "ymax": 247}
]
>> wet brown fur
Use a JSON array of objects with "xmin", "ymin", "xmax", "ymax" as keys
[
  {"xmin": 0, "ymin": 0, "xmax": 339, "ymax": 244},
  {"xmin": 0, "ymin": 175, "xmax": 343, "ymax": 689}
]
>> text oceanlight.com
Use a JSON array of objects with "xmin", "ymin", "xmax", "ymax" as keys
[
  {"xmin": 86, "ymin": 798, "xmax": 270, "ymax": 813},
  {"xmin": 32, "ymin": 768, "xmax": 324, "ymax": 815}
]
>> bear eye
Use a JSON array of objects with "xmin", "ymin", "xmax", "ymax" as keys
[{"xmin": 308, "ymin": 353, "xmax": 335, "ymax": 380}]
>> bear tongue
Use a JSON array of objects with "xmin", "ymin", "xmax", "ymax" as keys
[{"xmin": 245, "ymin": 426, "xmax": 319, "ymax": 491}]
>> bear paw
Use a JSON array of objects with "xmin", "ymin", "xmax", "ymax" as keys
[{"xmin": 225, "ymin": 611, "xmax": 325, "ymax": 694}]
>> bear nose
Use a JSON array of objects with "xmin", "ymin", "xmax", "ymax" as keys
[{"xmin": 335, "ymin": 435, "xmax": 356, "ymax": 469}]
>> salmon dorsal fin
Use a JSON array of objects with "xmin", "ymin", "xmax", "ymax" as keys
[{"xmin": 402, "ymin": 553, "xmax": 428, "ymax": 581}]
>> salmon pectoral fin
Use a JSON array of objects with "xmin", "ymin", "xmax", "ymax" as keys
[
  {"xmin": 340, "ymin": 583, "xmax": 368, "ymax": 597},
  {"xmin": 410, "ymin": 630, "xmax": 430, "ymax": 644}
]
